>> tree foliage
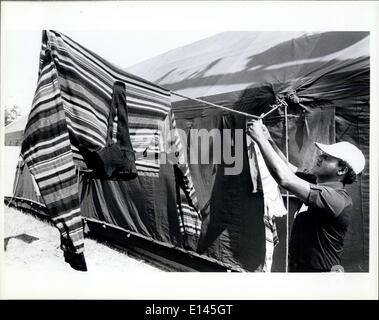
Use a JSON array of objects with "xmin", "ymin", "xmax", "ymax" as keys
[{"xmin": 4, "ymin": 105, "xmax": 22, "ymax": 126}]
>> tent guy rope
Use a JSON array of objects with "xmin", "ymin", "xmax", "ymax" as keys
[{"xmin": 171, "ymin": 91, "xmax": 288, "ymax": 119}]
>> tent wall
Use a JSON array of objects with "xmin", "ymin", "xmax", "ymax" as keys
[
  {"xmin": 79, "ymin": 163, "xmax": 184, "ymax": 249},
  {"xmin": 176, "ymin": 113, "xmax": 267, "ymax": 271},
  {"xmin": 5, "ymin": 158, "xmax": 48, "ymax": 217},
  {"xmin": 336, "ymin": 102, "xmax": 370, "ymax": 272},
  {"xmin": 12, "ymin": 162, "xmax": 43, "ymax": 204},
  {"xmin": 4, "ymin": 131, "xmax": 24, "ymax": 146}
]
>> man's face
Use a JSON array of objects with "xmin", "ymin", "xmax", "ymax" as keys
[{"xmin": 311, "ymin": 152, "xmax": 342, "ymax": 179}]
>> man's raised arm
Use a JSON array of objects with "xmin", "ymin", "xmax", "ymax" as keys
[{"xmin": 247, "ymin": 120, "xmax": 310, "ymax": 202}]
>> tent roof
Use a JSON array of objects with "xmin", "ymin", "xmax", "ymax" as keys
[{"xmin": 126, "ymin": 31, "xmax": 369, "ymax": 102}]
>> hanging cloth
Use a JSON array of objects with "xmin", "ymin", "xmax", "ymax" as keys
[{"xmin": 246, "ymin": 130, "xmax": 287, "ymax": 272}]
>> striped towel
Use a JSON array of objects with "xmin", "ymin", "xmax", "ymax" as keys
[
  {"xmin": 246, "ymin": 132, "xmax": 287, "ymax": 272},
  {"xmin": 21, "ymin": 30, "xmax": 201, "ymax": 255}
]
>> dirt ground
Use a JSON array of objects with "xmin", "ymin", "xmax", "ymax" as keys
[{"xmin": 2, "ymin": 205, "xmax": 163, "ymax": 274}]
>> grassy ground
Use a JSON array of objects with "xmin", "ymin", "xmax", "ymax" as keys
[{"xmin": 3, "ymin": 204, "xmax": 163, "ymax": 274}]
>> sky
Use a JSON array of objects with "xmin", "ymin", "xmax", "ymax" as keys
[{"xmin": 1, "ymin": 29, "xmax": 220, "ymax": 115}]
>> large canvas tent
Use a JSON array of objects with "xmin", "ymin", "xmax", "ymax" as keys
[{"xmin": 6, "ymin": 31, "xmax": 369, "ymax": 272}]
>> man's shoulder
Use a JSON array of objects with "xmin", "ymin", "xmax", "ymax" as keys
[{"xmin": 308, "ymin": 183, "xmax": 353, "ymax": 214}]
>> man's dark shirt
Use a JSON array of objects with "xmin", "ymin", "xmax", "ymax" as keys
[{"xmin": 289, "ymin": 172, "xmax": 353, "ymax": 272}]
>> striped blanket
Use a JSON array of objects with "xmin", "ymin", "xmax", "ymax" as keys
[{"xmin": 21, "ymin": 30, "xmax": 200, "ymax": 255}]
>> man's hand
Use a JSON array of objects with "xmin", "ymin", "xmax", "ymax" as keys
[
  {"xmin": 247, "ymin": 119, "xmax": 267, "ymax": 141},
  {"xmin": 261, "ymin": 123, "xmax": 273, "ymax": 141},
  {"xmin": 247, "ymin": 118, "xmax": 310, "ymax": 202}
]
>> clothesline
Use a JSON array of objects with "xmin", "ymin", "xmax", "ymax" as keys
[{"xmin": 171, "ymin": 91, "xmax": 288, "ymax": 119}]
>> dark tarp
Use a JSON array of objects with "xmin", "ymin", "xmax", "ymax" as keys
[
  {"xmin": 80, "ymin": 163, "xmax": 184, "ymax": 247},
  {"xmin": 174, "ymin": 96, "xmax": 336, "ymax": 271}
]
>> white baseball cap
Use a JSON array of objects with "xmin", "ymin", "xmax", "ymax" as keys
[{"xmin": 315, "ymin": 141, "xmax": 365, "ymax": 175}]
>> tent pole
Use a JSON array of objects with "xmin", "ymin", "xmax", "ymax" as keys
[{"xmin": 284, "ymin": 103, "xmax": 290, "ymax": 273}]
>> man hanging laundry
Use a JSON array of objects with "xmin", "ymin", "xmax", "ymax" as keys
[{"xmin": 247, "ymin": 119, "xmax": 365, "ymax": 272}]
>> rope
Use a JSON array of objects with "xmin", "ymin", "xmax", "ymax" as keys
[
  {"xmin": 262, "ymin": 97, "xmax": 288, "ymax": 118},
  {"xmin": 171, "ymin": 91, "xmax": 260, "ymax": 119},
  {"xmin": 171, "ymin": 91, "xmax": 288, "ymax": 119}
]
